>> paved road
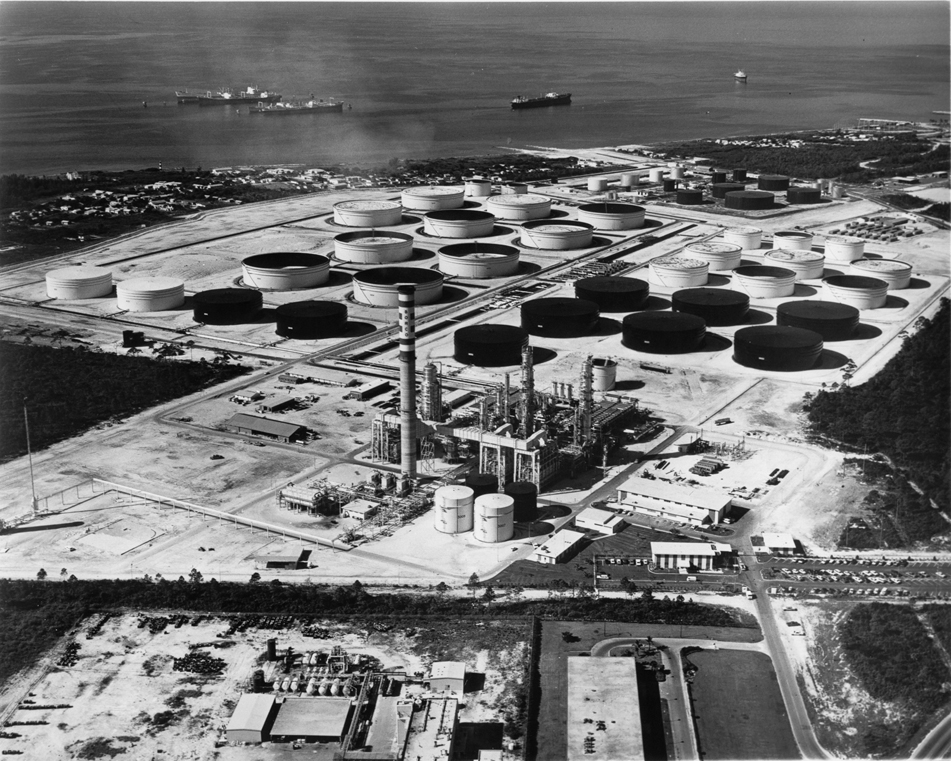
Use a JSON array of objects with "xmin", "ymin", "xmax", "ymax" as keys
[{"xmin": 912, "ymin": 710, "xmax": 951, "ymax": 758}]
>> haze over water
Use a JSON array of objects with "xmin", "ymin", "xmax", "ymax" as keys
[{"xmin": 0, "ymin": 2, "xmax": 948, "ymax": 175}]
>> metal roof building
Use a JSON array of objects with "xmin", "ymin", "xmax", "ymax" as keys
[
  {"xmin": 430, "ymin": 661, "xmax": 467, "ymax": 693},
  {"xmin": 761, "ymin": 532, "xmax": 797, "ymax": 555},
  {"xmin": 269, "ymin": 697, "xmax": 353, "ymax": 744},
  {"xmin": 650, "ymin": 541, "xmax": 732, "ymax": 571},
  {"xmin": 225, "ymin": 693, "xmax": 277, "ymax": 744},
  {"xmin": 616, "ymin": 478, "xmax": 731, "ymax": 526},
  {"xmin": 532, "ymin": 529, "xmax": 587, "ymax": 564},
  {"xmin": 223, "ymin": 413, "xmax": 307, "ymax": 442},
  {"xmin": 575, "ymin": 506, "xmax": 624, "ymax": 534}
]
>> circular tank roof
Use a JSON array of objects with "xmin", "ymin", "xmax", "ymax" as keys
[
  {"xmin": 850, "ymin": 258, "xmax": 911, "ymax": 273},
  {"xmin": 578, "ymin": 202, "xmax": 645, "ymax": 214},
  {"xmin": 652, "ymin": 256, "xmax": 707, "ymax": 270},
  {"xmin": 736, "ymin": 325, "xmax": 823, "ymax": 350},
  {"xmin": 334, "ymin": 200, "xmax": 401, "ymax": 211},
  {"xmin": 455, "ymin": 324, "xmax": 529, "ymax": 345},
  {"xmin": 426, "ymin": 209, "xmax": 494, "ymax": 222},
  {"xmin": 438, "ymin": 242, "xmax": 519, "ymax": 259},
  {"xmin": 688, "ymin": 242, "xmax": 742, "ymax": 255},
  {"xmin": 764, "ymin": 249, "xmax": 824, "ymax": 263},
  {"xmin": 672, "ymin": 288, "xmax": 749, "ymax": 308},
  {"xmin": 623, "ymin": 311, "xmax": 706, "ymax": 333},
  {"xmin": 118, "ymin": 276, "xmax": 183, "ymax": 292},
  {"xmin": 521, "ymin": 221, "xmax": 594, "ymax": 232},
  {"xmin": 823, "ymin": 274, "xmax": 888, "ymax": 290},
  {"xmin": 354, "ymin": 267, "xmax": 443, "ymax": 286},
  {"xmin": 334, "ymin": 231, "xmax": 413, "ymax": 244},
  {"xmin": 193, "ymin": 288, "xmax": 262, "ymax": 305},
  {"xmin": 487, "ymin": 193, "xmax": 551, "ymax": 206},
  {"xmin": 243, "ymin": 252, "xmax": 329, "ymax": 269},
  {"xmin": 733, "ymin": 265, "xmax": 797, "ymax": 280}
]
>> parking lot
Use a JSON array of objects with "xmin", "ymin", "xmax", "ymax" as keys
[{"xmin": 760, "ymin": 556, "xmax": 951, "ymax": 599}]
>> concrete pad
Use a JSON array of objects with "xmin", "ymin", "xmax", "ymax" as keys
[{"xmin": 567, "ymin": 657, "xmax": 644, "ymax": 761}]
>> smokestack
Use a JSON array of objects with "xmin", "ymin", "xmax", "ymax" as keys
[
  {"xmin": 398, "ymin": 285, "xmax": 417, "ymax": 492},
  {"xmin": 520, "ymin": 344, "xmax": 534, "ymax": 436}
]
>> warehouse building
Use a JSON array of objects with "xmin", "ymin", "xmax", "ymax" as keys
[
  {"xmin": 258, "ymin": 396, "xmax": 298, "ymax": 413},
  {"xmin": 226, "ymin": 693, "xmax": 278, "ymax": 744},
  {"xmin": 269, "ymin": 697, "xmax": 353, "ymax": 744},
  {"xmin": 650, "ymin": 541, "xmax": 731, "ymax": 572},
  {"xmin": 223, "ymin": 413, "xmax": 307, "ymax": 443},
  {"xmin": 532, "ymin": 529, "xmax": 587, "ymax": 564},
  {"xmin": 429, "ymin": 661, "xmax": 467, "ymax": 693},
  {"xmin": 575, "ymin": 506, "xmax": 624, "ymax": 534},
  {"xmin": 345, "ymin": 380, "xmax": 392, "ymax": 401},
  {"xmin": 616, "ymin": 478, "xmax": 731, "ymax": 526},
  {"xmin": 567, "ymin": 658, "xmax": 644, "ymax": 761}
]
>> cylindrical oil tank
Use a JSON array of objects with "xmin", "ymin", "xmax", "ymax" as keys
[
  {"xmin": 849, "ymin": 259, "xmax": 912, "ymax": 290},
  {"xmin": 649, "ymin": 168, "xmax": 666, "ymax": 183},
  {"xmin": 822, "ymin": 275, "xmax": 888, "ymax": 309},
  {"xmin": 577, "ymin": 202, "xmax": 646, "ymax": 230},
  {"xmin": 676, "ymin": 188, "xmax": 703, "ymax": 205},
  {"xmin": 276, "ymin": 301, "xmax": 348, "ymax": 339},
  {"xmin": 622, "ymin": 312, "xmax": 706, "ymax": 354},
  {"xmin": 437, "ymin": 242, "xmax": 519, "ymax": 278},
  {"xmin": 464, "ymin": 178, "xmax": 492, "ymax": 197},
  {"xmin": 671, "ymin": 288, "xmax": 750, "ymax": 326},
  {"xmin": 648, "ymin": 256, "xmax": 709, "ymax": 288},
  {"xmin": 334, "ymin": 231, "xmax": 414, "ymax": 263},
  {"xmin": 474, "ymin": 493, "xmax": 515, "ymax": 543},
  {"xmin": 773, "ymin": 230, "xmax": 814, "ymax": 251},
  {"xmin": 193, "ymin": 288, "xmax": 263, "ymax": 324},
  {"xmin": 710, "ymin": 171, "xmax": 728, "ymax": 184},
  {"xmin": 465, "ymin": 472, "xmax": 498, "ymax": 499},
  {"xmin": 588, "ymin": 178, "xmax": 608, "ymax": 192},
  {"xmin": 685, "ymin": 241, "xmax": 743, "ymax": 271},
  {"xmin": 521, "ymin": 297, "xmax": 599, "ymax": 338},
  {"xmin": 758, "ymin": 175, "xmax": 790, "ymax": 191},
  {"xmin": 46, "ymin": 266, "xmax": 113, "ymax": 299},
  {"xmin": 787, "ymin": 187, "xmax": 822, "ymax": 204},
  {"xmin": 333, "ymin": 200, "xmax": 403, "ymax": 227},
  {"xmin": 620, "ymin": 173, "xmax": 637, "ymax": 188},
  {"xmin": 116, "ymin": 277, "xmax": 185, "ymax": 312},
  {"xmin": 731, "ymin": 265, "xmax": 797, "ymax": 299},
  {"xmin": 831, "ymin": 185, "xmax": 845, "ymax": 200},
  {"xmin": 434, "ymin": 485, "xmax": 475, "ymax": 534},
  {"xmin": 504, "ymin": 481, "xmax": 538, "ymax": 523},
  {"xmin": 711, "ymin": 182, "xmax": 745, "ymax": 199},
  {"xmin": 725, "ymin": 190, "xmax": 774, "ymax": 211},
  {"xmin": 763, "ymin": 249, "xmax": 826, "ymax": 280},
  {"xmin": 732, "ymin": 168, "xmax": 748, "ymax": 182},
  {"xmin": 500, "ymin": 182, "xmax": 528, "ymax": 195},
  {"xmin": 242, "ymin": 253, "xmax": 330, "ymax": 290},
  {"xmin": 352, "ymin": 267, "xmax": 444, "ymax": 307},
  {"xmin": 266, "ymin": 638, "xmax": 277, "ymax": 661},
  {"xmin": 590, "ymin": 357, "xmax": 618, "ymax": 391},
  {"xmin": 776, "ymin": 301, "xmax": 860, "ymax": 341},
  {"xmin": 454, "ymin": 324, "xmax": 529, "ymax": 366},
  {"xmin": 486, "ymin": 194, "xmax": 551, "ymax": 221},
  {"xmin": 669, "ymin": 166, "xmax": 685, "ymax": 180},
  {"xmin": 424, "ymin": 209, "xmax": 496, "ymax": 238},
  {"xmin": 400, "ymin": 186, "xmax": 465, "ymax": 211},
  {"xmin": 574, "ymin": 276, "xmax": 649, "ymax": 312},
  {"xmin": 824, "ymin": 235, "xmax": 865, "ymax": 262},
  {"xmin": 724, "ymin": 226, "xmax": 763, "ymax": 250},
  {"xmin": 662, "ymin": 179, "xmax": 678, "ymax": 192},
  {"xmin": 734, "ymin": 326, "xmax": 823, "ymax": 371},
  {"xmin": 520, "ymin": 220, "xmax": 594, "ymax": 250}
]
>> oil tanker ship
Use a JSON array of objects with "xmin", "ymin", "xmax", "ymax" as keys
[
  {"xmin": 198, "ymin": 86, "xmax": 282, "ymax": 106},
  {"xmin": 249, "ymin": 98, "xmax": 344, "ymax": 115},
  {"xmin": 511, "ymin": 92, "xmax": 571, "ymax": 110}
]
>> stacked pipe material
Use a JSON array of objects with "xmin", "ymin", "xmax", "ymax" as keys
[{"xmin": 398, "ymin": 286, "xmax": 417, "ymax": 490}]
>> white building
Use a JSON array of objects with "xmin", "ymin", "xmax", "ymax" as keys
[
  {"xmin": 429, "ymin": 661, "xmax": 466, "ymax": 692},
  {"xmin": 226, "ymin": 693, "xmax": 277, "ymax": 744},
  {"xmin": 616, "ymin": 477, "xmax": 731, "ymax": 526},
  {"xmin": 650, "ymin": 541, "xmax": 731, "ymax": 572},
  {"xmin": 761, "ymin": 532, "xmax": 797, "ymax": 556},
  {"xmin": 532, "ymin": 529, "xmax": 586, "ymax": 564},
  {"xmin": 575, "ymin": 506, "xmax": 624, "ymax": 535}
]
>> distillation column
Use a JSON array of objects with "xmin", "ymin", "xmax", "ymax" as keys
[{"xmin": 520, "ymin": 344, "xmax": 535, "ymax": 436}]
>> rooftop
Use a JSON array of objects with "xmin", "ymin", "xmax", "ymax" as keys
[
  {"xmin": 430, "ymin": 661, "xmax": 466, "ymax": 682},
  {"xmin": 762, "ymin": 532, "xmax": 797, "ymax": 550},
  {"xmin": 534, "ymin": 529, "xmax": 587, "ymax": 557},
  {"xmin": 617, "ymin": 477, "xmax": 732, "ymax": 510},
  {"xmin": 567, "ymin": 657, "xmax": 644, "ymax": 761},
  {"xmin": 226, "ymin": 693, "xmax": 275, "ymax": 733},
  {"xmin": 269, "ymin": 696, "xmax": 352, "ymax": 739},
  {"xmin": 224, "ymin": 413, "xmax": 305, "ymax": 439},
  {"xmin": 650, "ymin": 541, "xmax": 732, "ymax": 557}
]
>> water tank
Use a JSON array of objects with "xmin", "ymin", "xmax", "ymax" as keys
[
  {"xmin": 710, "ymin": 171, "xmax": 728, "ymax": 184},
  {"xmin": 848, "ymin": 259, "xmax": 912, "ymax": 290},
  {"xmin": 193, "ymin": 288, "xmax": 263, "ymax": 324},
  {"xmin": 474, "ymin": 493, "xmax": 515, "ymax": 543},
  {"xmin": 454, "ymin": 324, "xmax": 529, "ymax": 366},
  {"xmin": 45, "ymin": 266, "xmax": 113, "ymax": 299},
  {"xmin": 725, "ymin": 190, "xmax": 774, "ymax": 210},
  {"xmin": 486, "ymin": 194, "xmax": 551, "ymax": 221},
  {"xmin": 424, "ymin": 209, "xmax": 496, "ymax": 238},
  {"xmin": 521, "ymin": 297, "xmax": 599, "ymax": 337},
  {"xmin": 520, "ymin": 220, "xmax": 594, "ymax": 250},
  {"xmin": 588, "ymin": 178, "xmax": 608, "ymax": 192},
  {"xmin": 622, "ymin": 312, "xmax": 706, "ymax": 354},
  {"xmin": 333, "ymin": 200, "xmax": 403, "ymax": 227},
  {"xmin": 671, "ymin": 288, "xmax": 750, "ymax": 326},
  {"xmin": 574, "ymin": 276, "xmax": 649, "ymax": 312},
  {"xmin": 685, "ymin": 241, "xmax": 742, "ymax": 272},
  {"xmin": 662, "ymin": 179, "xmax": 678, "ymax": 192},
  {"xmin": 352, "ymin": 267, "xmax": 444, "ymax": 307},
  {"xmin": 758, "ymin": 175, "xmax": 790, "ymax": 191},
  {"xmin": 649, "ymin": 168, "xmax": 666, "ymax": 183},
  {"xmin": 822, "ymin": 275, "xmax": 888, "ymax": 310},
  {"xmin": 731, "ymin": 265, "xmax": 797, "ymax": 299},
  {"xmin": 787, "ymin": 187, "xmax": 822, "ymax": 204},
  {"xmin": 116, "ymin": 277, "xmax": 185, "ymax": 312},
  {"xmin": 276, "ymin": 301, "xmax": 348, "ymax": 339},
  {"xmin": 824, "ymin": 235, "xmax": 865, "ymax": 262},
  {"xmin": 576, "ymin": 202, "xmax": 646, "ymax": 230},
  {"xmin": 776, "ymin": 301, "xmax": 860, "ymax": 341},
  {"xmin": 734, "ymin": 326, "xmax": 823, "ymax": 371},
  {"xmin": 437, "ymin": 242, "xmax": 519, "ymax": 278},
  {"xmin": 724, "ymin": 226, "xmax": 762, "ymax": 250},
  {"xmin": 401, "ymin": 186, "xmax": 465, "ymax": 211},
  {"xmin": 676, "ymin": 189, "xmax": 703, "ymax": 205},
  {"xmin": 334, "ymin": 231, "xmax": 414, "ymax": 263},
  {"xmin": 434, "ymin": 485, "xmax": 475, "ymax": 534},
  {"xmin": 648, "ymin": 256, "xmax": 709, "ymax": 288},
  {"xmin": 732, "ymin": 168, "xmax": 748, "ymax": 182},
  {"xmin": 620, "ymin": 173, "xmax": 637, "ymax": 188},
  {"xmin": 466, "ymin": 472, "xmax": 498, "ymax": 499},
  {"xmin": 711, "ymin": 182, "xmax": 745, "ymax": 199},
  {"xmin": 763, "ymin": 249, "xmax": 825, "ymax": 280},
  {"xmin": 267, "ymin": 638, "xmax": 277, "ymax": 661},
  {"xmin": 465, "ymin": 178, "xmax": 492, "ymax": 197},
  {"xmin": 590, "ymin": 358, "xmax": 618, "ymax": 391},
  {"xmin": 242, "ymin": 252, "xmax": 330, "ymax": 290},
  {"xmin": 504, "ymin": 481, "xmax": 538, "ymax": 522},
  {"xmin": 773, "ymin": 231, "xmax": 814, "ymax": 251}
]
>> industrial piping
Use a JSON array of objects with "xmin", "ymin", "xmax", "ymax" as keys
[{"xmin": 398, "ymin": 285, "xmax": 418, "ymax": 494}]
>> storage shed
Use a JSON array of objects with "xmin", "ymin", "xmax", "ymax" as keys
[
  {"xmin": 429, "ymin": 661, "xmax": 467, "ymax": 693},
  {"xmin": 226, "ymin": 693, "xmax": 278, "ymax": 744}
]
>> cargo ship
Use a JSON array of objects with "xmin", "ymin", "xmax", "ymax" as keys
[
  {"xmin": 511, "ymin": 92, "xmax": 571, "ymax": 110},
  {"xmin": 175, "ymin": 89, "xmax": 205, "ymax": 104},
  {"xmin": 249, "ymin": 98, "xmax": 344, "ymax": 115},
  {"xmin": 198, "ymin": 86, "xmax": 282, "ymax": 106},
  {"xmin": 734, "ymin": 70, "xmax": 748, "ymax": 82}
]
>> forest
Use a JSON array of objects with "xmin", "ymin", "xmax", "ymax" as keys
[{"xmin": 0, "ymin": 342, "xmax": 248, "ymax": 461}]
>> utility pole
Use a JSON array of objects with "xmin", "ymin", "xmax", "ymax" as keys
[{"xmin": 23, "ymin": 398, "xmax": 38, "ymax": 515}]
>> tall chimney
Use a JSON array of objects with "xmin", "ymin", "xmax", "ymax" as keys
[{"xmin": 398, "ymin": 285, "xmax": 417, "ymax": 491}]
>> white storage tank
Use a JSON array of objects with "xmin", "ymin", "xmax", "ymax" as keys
[
  {"xmin": 848, "ymin": 259, "xmax": 912, "ymax": 290},
  {"xmin": 577, "ymin": 202, "xmax": 646, "ymax": 230},
  {"xmin": 823, "ymin": 275, "xmax": 889, "ymax": 309},
  {"xmin": 464, "ymin": 178, "xmax": 492, "ymax": 197},
  {"xmin": 352, "ymin": 267, "xmax": 444, "ymax": 307},
  {"xmin": 486, "ymin": 194, "xmax": 551, "ymax": 221},
  {"xmin": 824, "ymin": 235, "xmax": 866, "ymax": 263},
  {"xmin": 116, "ymin": 277, "xmax": 185, "ymax": 312},
  {"xmin": 334, "ymin": 231, "xmax": 414, "ymax": 263},
  {"xmin": 731, "ymin": 265, "xmax": 797, "ymax": 299},
  {"xmin": 424, "ymin": 209, "xmax": 496, "ymax": 238},
  {"xmin": 588, "ymin": 178, "xmax": 608, "ymax": 192},
  {"xmin": 434, "ymin": 485, "xmax": 475, "ymax": 534},
  {"xmin": 619, "ymin": 173, "xmax": 637, "ymax": 188},
  {"xmin": 437, "ymin": 243, "xmax": 520, "ymax": 279},
  {"xmin": 46, "ymin": 266, "xmax": 114, "ymax": 299},
  {"xmin": 591, "ymin": 358, "xmax": 617, "ymax": 391},
  {"xmin": 684, "ymin": 241, "xmax": 743, "ymax": 272},
  {"xmin": 648, "ymin": 256, "xmax": 709, "ymax": 288},
  {"xmin": 772, "ymin": 230, "xmax": 814, "ymax": 251},
  {"xmin": 333, "ymin": 200, "xmax": 403, "ymax": 227},
  {"xmin": 764, "ymin": 249, "xmax": 826, "ymax": 280},
  {"xmin": 242, "ymin": 253, "xmax": 330, "ymax": 290},
  {"xmin": 401, "ymin": 186, "xmax": 465, "ymax": 211},
  {"xmin": 474, "ymin": 493, "xmax": 515, "ymax": 543},
  {"xmin": 723, "ymin": 225, "xmax": 763, "ymax": 251},
  {"xmin": 669, "ymin": 166, "xmax": 685, "ymax": 180},
  {"xmin": 649, "ymin": 168, "xmax": 666, "ymax": 183},
  {"xmin": 520, "ymin": 220, "xmax": 594, "ymax": 250}
]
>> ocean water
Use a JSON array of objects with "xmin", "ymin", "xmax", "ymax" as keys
[{"xmin": 0, "ymin": 2, "xmax": 948, "ymax": 175}]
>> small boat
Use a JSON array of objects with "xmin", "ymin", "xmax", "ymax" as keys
[
  {"xmin": 735, "ymin": 70, "xmax": 748, "ymax": 82},
  {"xmin": 249, "ymin": 98, "xmax": 344, "ymax": 115},
  {"xmin": 511, "ymin": 92, "xmax": 571, "ymax": 110}
]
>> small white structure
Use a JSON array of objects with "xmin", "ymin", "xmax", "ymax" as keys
[
  {"xmin": 341, "ymin": 498, "xmax": 379, "ymax": 520},
  {"xmin": 532, "ymin": 529, "xmax": 586, "ymax": 564},
  {"xmin": 226, "ymin": 693, "xmax": 277, "ymax": 744},
  {"xmin": 429, "ymin": 661, "xmax": 466, "ymax": 692},
  {"xmin": 761, "ymin": 532, "xmax": 797, "ymax": 555},
  {"xmin": 650, "ymin": 541, "xmax": 731, "ymax": 572},
  {"xmin": 616, "ymin": 477, "xmax": 731, "ymax": 526},
  {"xmin": 575, "ymin": 506, "xmax": 624, "ymax": 534}
]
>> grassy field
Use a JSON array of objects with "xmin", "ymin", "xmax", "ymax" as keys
[{"xmin": 687, "ymin": 649, "xmax": 799, "ymax": 760}]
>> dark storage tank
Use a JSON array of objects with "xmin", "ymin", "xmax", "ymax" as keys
[
  {"xmin": 521, "ymin": 297, "xmax": 600, "ymax": 338},
  {"xmin": 786, "ymin": 187, "xmax": 823, "ymax": 204},
  {"xmin": 758, "ymin": 174, "xmax": 790, "ymax": 191},
  {"xmin": 711, "ymin": 171, "xmax": 728, "ymax": 184},
  {"xmin": 671, "ymin": 288, "xmax": 750, "ymax": 326},
  {"xmin": 276, "ymin": 301, "xmax": 348, "ymax": 339},
  {"xmin": 505, "ymin": 481, "xmax": 539, "ymax": 522},
  {"xmin": 267, "ymin": 638, "xmax": 277, "ymax": 661},
  {"xmin": 711, "ymin": 182, "xmax": 746, "ymax": 199},
  {"xmin": 776, "ymin": 300, "xmax": 860, "ymax": 341},
  {"xmin": 676, "ymin": 188, "xmax": 704, "ymax": 205},
  {"xmin": 734, "ymin": 326, "xmax": 823, "ymax": 371},
  {"xmin": 193, "ymin": 288, "xmax": 263, "ymax": 325},
  {"xmin": 454, "ymin": 324, "xmax": 529, "ymax": 367},
  {"xmin": 574, "ymin": 276, "xmax": 649, "ymax": 312},
  {"xmin": 725, "ymin": 190, "xmax": 774, "ymax": 211},
  {"xmin": 466, "ymin": 473, "xmax": 498, "ymax": 499},
  {"xmin": 622, "ymin": 312, "xmax": 707, "ymax": 354},
  {"xmin": 732, "ymin": 168, "xmax": 748, "ymax": 182},
  {"xmin": 663, "ymin": 178, "xmax": 678, "ymax": 192}
]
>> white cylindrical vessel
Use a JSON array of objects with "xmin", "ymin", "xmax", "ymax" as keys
[
  {"xmin": 764, "ymin": 249, "xmax": 826, "ymax": 280},
  {"xmin": 434, "ymin": 485, "xmax": 475, "ymax": 534},
  {"xmin": 352, "ymin": 267, "xmax": 444, "ymax": 307},
  {"xmin": 486, "ymin": 194, "xmax": 551, "ymax": 221},
  {"xmin": 588, "ymin": 178, "xmax": 608, "ymax": 192},
  {"xmin": 437, "ymin": 243, "xmax": 519, "ymax": 279},
  {"xmin": 649, "ymin": 168, "xmax": 666, "ymax": 183},
  {"xmin": 242, "ymin": 253, "xmax": 330, "ymax": 290},
  {"xmin": 684, "ymin": 241, "xmax": 743, "ymax": 272},
  {"xmin": 333, "ymin": 200, "xmax": 403, "ymax": 227},
  {"xmin": 577, "ymin": 202, "xmax": 646, "ymax": 230},
  {"xmin": 823, "ymin": 275, "xmax": 888, "ymax": 309},
  {"xmin": 464, "ymin": 178, "xmax": 492, "ymax": 197},
  {"xmin": 620, "ymin": 173, "xmax": 637, "ymax": 188},
  {"xmin": 731, "ymin": 266, "xmax": 797, "ymax": 299},
  {"xmin": 824, "ymin": 235, "xmax": 866, "ymax": 263},
  {"xmin": 401, "ymin": 186, "xmax": 465, "ymax": 211},
  {"xmin": 723, "ymin": 225, "xmax": 763, "ymax": 251},
  {"xmin": 520, "ymin": 221, "xmax": 594, "ymax": 250},
  {"xmin": 46, "ymin": 266, "xmax": 113, "ymax": 299},
  {"xmin": 848, "ymin": 259, "xmax": 912, "ymax": 290},
  {"xmin": 591, "ymin": 358, "xmax": 617, "ymax": 391},
  {"xmin": 334, "ymin": 231, "xmax": 414, "ymax": 263},
  {"xmin": 116, "ymin": 277, "xmax": 185, "ymax": 312},
  {"xmin": 648, "ymin": 256, "xmax": 709, "ymax": 288},
  {"xmin": 669, "ymin": 166, "xmax": 685, "ymax": 180},
  {"xmin": 424, "ymin": 209, "xmax": 496, "ymax": 238},
  {"xmin": 474, "ymin": 493, "xmax": 515, "ymax": 543},
  {"xmin": 500, "ymin": 182, "xmax": 528, "ymax": 195},
  {"xmin": 772, "ymin": 230, "xmax": 814, "ymax": 251}
]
